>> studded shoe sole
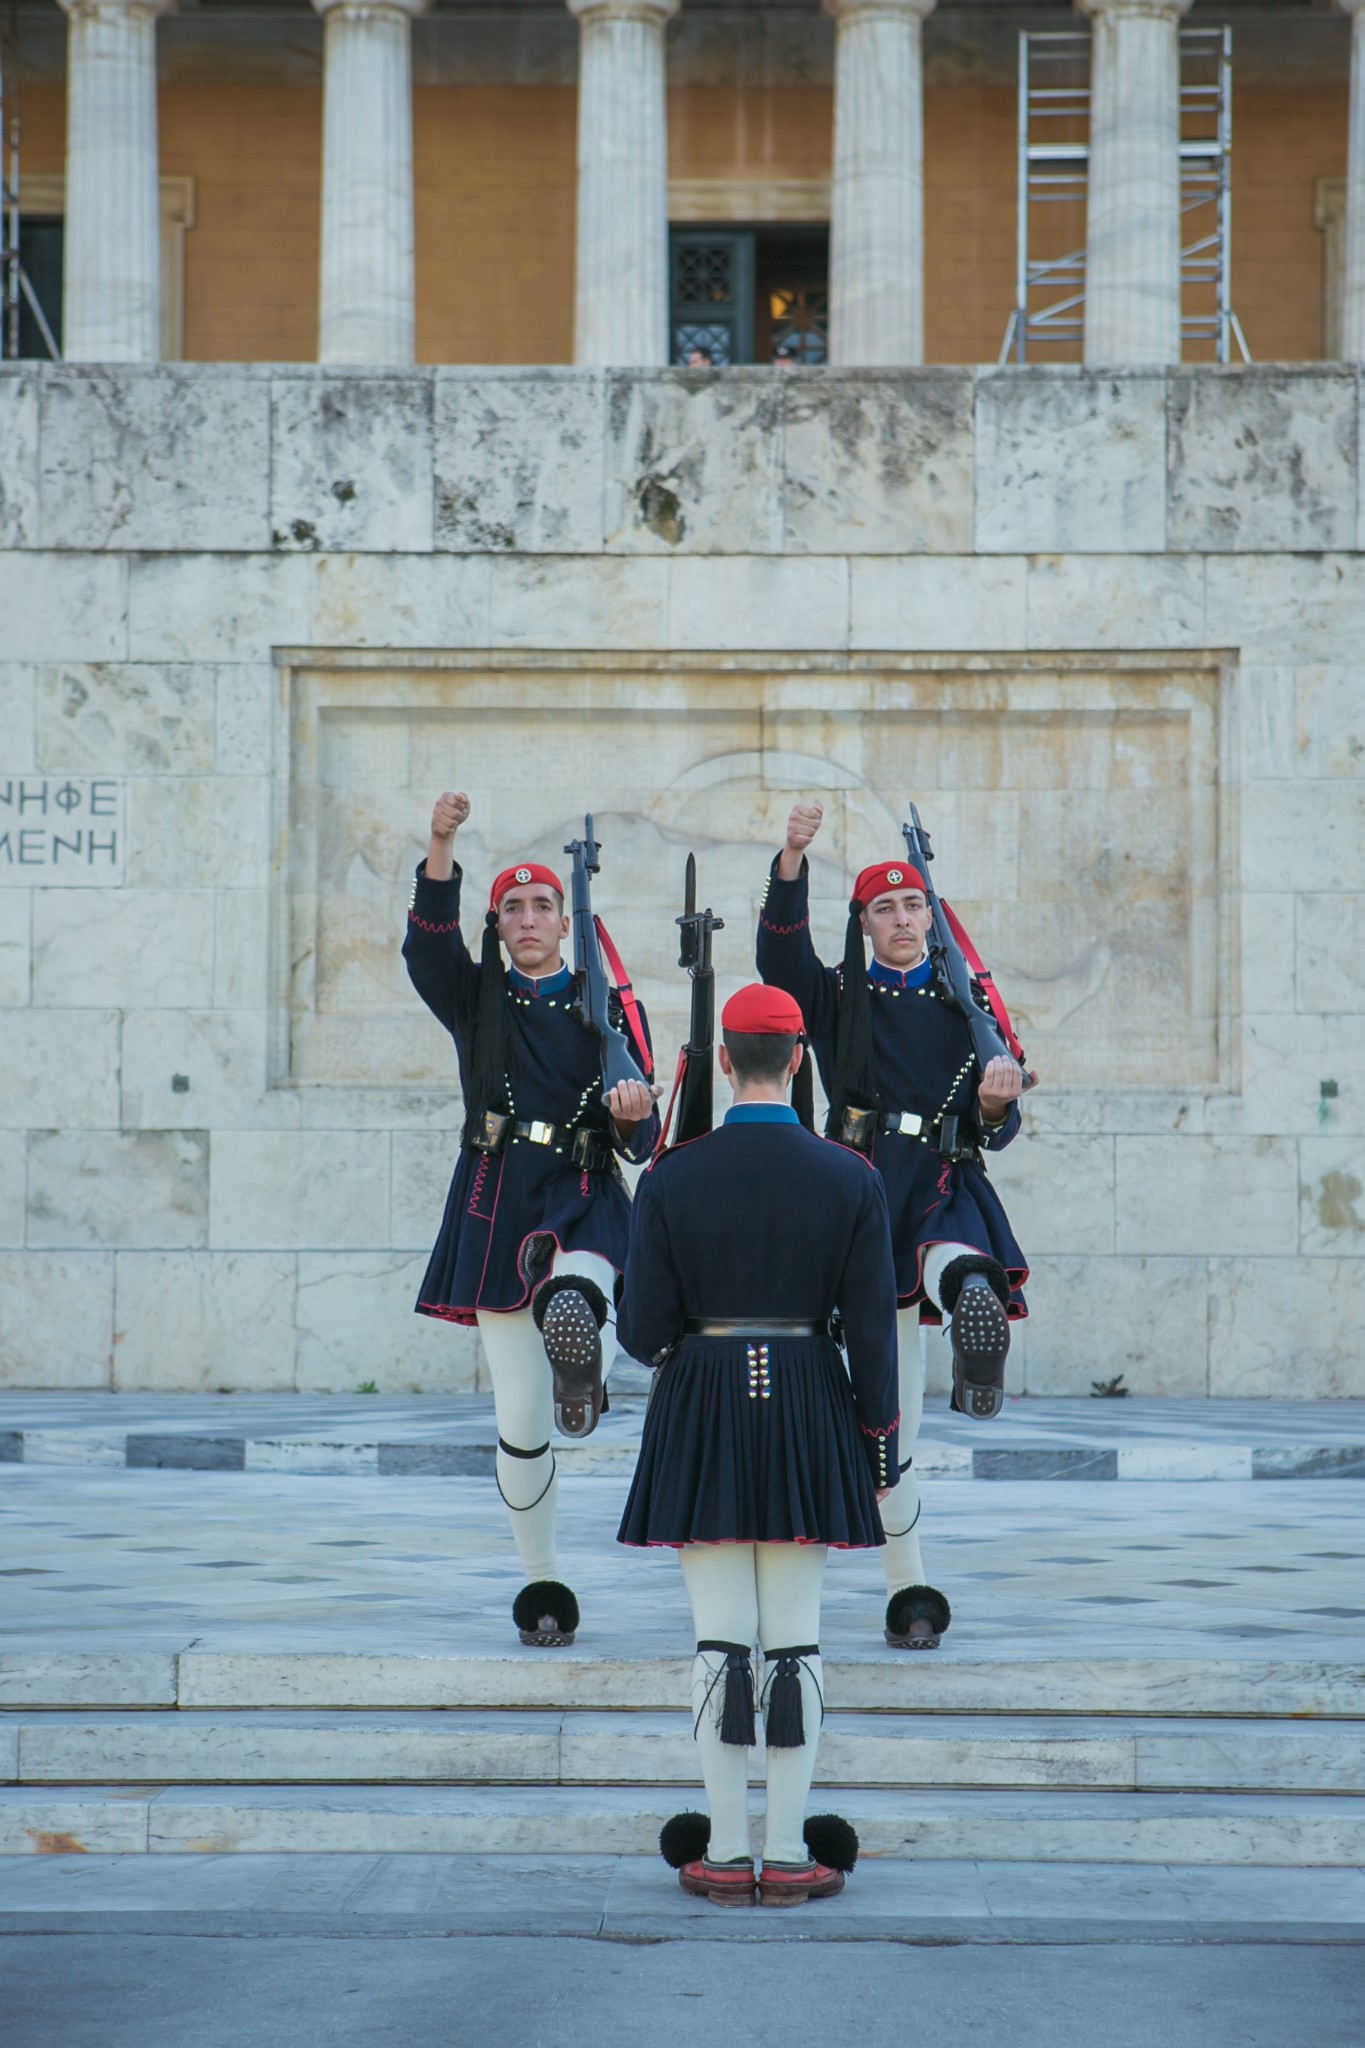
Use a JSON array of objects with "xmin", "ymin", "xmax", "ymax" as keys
[
  {"xmin": 949, "ymin": 1274, "xmax": 1010, "ymax": 1421},
  {"xmin": 541, "ymin": 1287, "xmax": 605, "ymax": 1439}
]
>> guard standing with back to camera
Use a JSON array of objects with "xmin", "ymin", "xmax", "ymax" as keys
[
  {"xmin": 757, "ymin": 801, "xmax": 1031, "ymax": 1653},
  {"xmin": 403, "ymin": 791, "xmax": 659, "ymax": 1650}
]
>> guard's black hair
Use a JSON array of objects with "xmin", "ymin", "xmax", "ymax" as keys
[{"xmin": 721, "ymin": 1028, "xmax": 800, "ymax": 1085}]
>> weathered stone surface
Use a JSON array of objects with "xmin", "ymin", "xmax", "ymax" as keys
[
  {"xmin": 34, "ymin": 663, "xmax": 215, "ymax": 776},
  {"xmin": 669, "ymin": 556, "xmax": 849, "ymax": 649},
  {"xmin": 0, "ymin": 371, "xmax": 39, "ymax": 548},
  {"xmin": 0, "ymin": 1134, "xmax": 24, "ymax": 1249},
  {"xmin": 390, "ymin": 1131, "xmax": 456, "ymax": 1251},
  {"xmin": 120, "ymin": 1011, "xmax": 296, "ymax": 1132},
  {"xmin": 296, "ymin": 1251, "xmax": 473, "ymax": 1392},
  {"xmin": 209, "ymin": 1130, "xmax": 391, "ymax": 1251},
  {"xmin": 1018, "ymin": 1254, "xmax": 1209, "ymax": 1397},
  {"xmin": 0, "ymin": 896, "xmax": 31, "ymax": 1009},
  {"xmin": 1210, "ymin": 1013, "xmax": 1365, "ymax": 1139},
  {"xmin": 1117, "ymin": 1137, "xmax": 1297, "ymax": 1257},
  {"xmin": 0, "ymin": 666, "xmax": 36, "ymax": 770},
  {"xmin": 127, "ymin": 554, "xmax": 309, "ymax": 663},
  {"xmin": 0, "ymin": 1790, "xmax": 149, "ymax": 1854},
  {"xmin": 0, "ymin": 1652, "xmax": 175, "ymax": 1709},
  {"xmin": 1297, "ymin": 1138, "xmax": 1365, "ymax": 1258},
  {"xmin": 32, "ymin": 889, "xmax": 216, "ymax": 1010},
  {"xmin": 311, "ymin": 553, "xmax": 490, "ymax": 648},
  {"xmin": 39, "ymin": 368, "xmax": 271, "ymax": 552},
  {"xmin": 435, "ymin": 371, "xmax": 606, "ymax": 553},
  {"xmin": 1026, "ymin": 554, "xmax": 1206, "ymax": 649},
  {"xmin": 1242, "ymin": 784, "xmax": 1365, "ymax": 894},
  {"xmin": 990, "ymin": 1132, "xmax": 1115, "ymax": 1257},
  {"xmin": 0, "ymin": 554, "xmax": 127, "ymax": 662},
  {"xmin": 1240, "ymin": 666, "xmax": 1297, "ymax": 780},
  {"xmin": 113, "ymin": 1250, "xmax": 297, "ymax": 1391},
  {"xmin": 213, "ymin": 891, "xmax": 270, "ymax": 1011},
  {"xmin": 1295, "ymin": 667, "xmax": 1365, "ymax": 778},
  {"xmin": 1241, "ymin": 894, "xmax": 1297, "ymax": 1017},
  {"xmin": 1206, "ymin": 553, "xmax": 1365, "ymax": 662},
  {"xmin": 0, "ymin": 1250, "xmax": 113, "ymax": 1386},
  {"xmin": 1296, "ymin": 894, "xmax": 1365, "ymax": 1013},
  {"xmin": 125, "ymin": 776, "xmax": 271, "ymax": 890},
  {"xmin": 214, "ymin": 665, "xmax": 274, "ymax": 776},
  {"xmin": 0, "ymin": 1011, "xmax": 119, "ymax": 1130},
  {"xmin": 28, "ymin": 1132, "xmax": 209, "ymax": 1251},
  {"xmin": 488, "ymin": 556, "xmax": 668, "ymax": 648},
  {"xmin": 1209, "ymin": 1257, "xmax": 1365, "ymax": 1397},
  {"xmin": 784, "ymin": 372, "xmax": 973, "ymax": 555},
  {"xmin": 975, "ymin": 372, "xmax": 1166, "ymax": 554},
  {"xmin": 603, "ymin": 371, "xmax": 784, "ymax": 555},
  {"xmin": 851, "ymin": 556, "xmax": 1026, "ymax": 648},
  {"xmin": 270, "ymin": 376, "xmax": 434, "ymax": 554},
  {"xmin": 1168, "ymin": 370, "xmax": 1357, "ymax": 554}
]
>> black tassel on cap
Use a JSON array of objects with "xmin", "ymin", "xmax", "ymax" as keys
[
  {"xmin": 462, "ymin": 909, "xmax": 518, "ymax": 1147},
  {"xmin": 825, "ymin": 903, "xmax": 880, "ymax": 1142},
  {"xmin": 699, "ymin": 1639, "xmax": 756, "ymax": 1748},
  {"xmin": 762, "ymin": 1644, "xmax": 818, "ymax": 1750},
  {"xmin": 791, "ymin": 1035, "xmax": 815, "ymax": 1133}
]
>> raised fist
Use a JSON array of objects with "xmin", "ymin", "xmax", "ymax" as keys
[
  {"xmin": 785, "ymin": 802, "xmax": 824, "ymax": 855},
  {"xmin": 431, "ymin": 791, "xmax": 471, "ymax": 842}
]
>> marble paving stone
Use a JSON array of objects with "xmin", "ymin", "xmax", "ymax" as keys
[
  {"xmin": 1117, "ymin": 1137, "xmax": 1297, "ymax": 1257},
  {"xmin": 126, "ymin": 1436, "xmax": 246, "ymax": 1472},
  {"xmin": 1253, "ymin": 1446, "xmax": 1365, "ymax": 1478},
  {"xmin": 974, "ymin": 1449, "xmax": 1119, "ymax": 1482},
  {"xmin": 435, "ymin": 371, "xmax": 606, "ymax": 553},
  {"xmin": 125, "ymin": 775, "xmax": 271, "ymax": 891},
  {"xmin": 295, "ymin": 1253, "xmax": 450, "ymax": 1395},
  {"xmin": 1167, "ymin": 370, "xmax": 1358, "ymax": 554},
  {"xmin": 0, "ymin": 1655, "xmax": 176, "ymax": 1710},
  {"xmin": 1136, "ymin": 1726, "xmax": 1365, "ymax": 1793},
  {"xmin": 377, "ymin": 1444, "xmax": 492, "ymax": 1476},
  {"xmin": 209, "ymin": 1131, "xmax": 390, "ymax": 1252},
  {"xmin": 0, "ymin": 1790, "xmax": 149, "ymax": 1855},
  {"xmin": 1298, "ymin": 1135, "xmax": 1365, "ymax": 1258},
  {"xmin": 668, "ymin": 556, "xmax": 849, "ymax": 651},
  {"xmin": 120, "ymin": 1010, "xmax": 296, "ymax": 1135},
  {"xmin": 1018, "ymin": 1255, "xmax": 1210, "ymax": 1399},
  {"xmin": 126, "ymin": 554, "xmax": 309, "ymax": 665},
  {"xmin": 1209, "ymin": 1258, "xmax": 1365, "ymax": 1400},
  {"xmin": 243, "ymin": 1439, "xmax": 379, "ymax": 1476},
  {"xmin": 34, "ymin": 663, "xmax": 215, "ymax": 776},
  {"xmin": 0, "ymin": 370, "xmax": 39, "ymax": 547},
  {"xmin": 850, "ymin": 555, "xmax": 1027, "ymax": 650},
  {"xmin": 1025, "ymin": 554, "xmax": 1206, "ymax": 650},
  {"xmin": 32, "ymin": 889, "xmax": 215, "ymax": 1010},
  {"xmin": 1296, "ymin": 894, "xmax": 1365, "ymax": 1015},
  {"xmin": 488, "ymin": 555, "xmax": 669, "ymax": 650},
  {"xmin": 1205, "ymin": 553, "xmax": 1365, "ymax": 663},
  {"xmin": 18, "ymin": 1430, "xmax": 127, "ymax": 1467},
  {"xmin": 974, "ymin": 373, "xmax": 1166, "ymax": 555},
  {"xmin": 1295, "ymin": 666, "xmax": 1365, "ymax": 778},
  {"xmin": 214, "ymin": 666, "xmax": 273, "ymax": 777},
  {"xmin": 310, "ymin": 554, "xmax": 490, "ymax": 649},
  {"xmin": 603, "ymin": 371, "xmax": 784, "ymax": 555},
  {"xmin": 1116, "ymin": 1446, "xmax": 1253, "ymax": 1482},
  {"xmin": 783, "ymin": 371, "xmax": 973, "ymax": 555},
  {"xmin": 0, "ymin": 1253, "xmax": 113, "ymax": 1388},
  {"xmin": 0, "ymin": 1724, "xmax": 16, "ymax": 1781},
  {"xmin": 0, "ymin": 664, "xmax": 36, "ymax": 770},
  {"xmin": 38, "ymin": 369, "xmax": 271, "ymax": 553},
  {"xmin": 113, "ymin": 1253, "xmax": 298, "ymax": 1394},
  {"xmin": 27, "ymin": 1132, "xmax": 208, "ymax": 1252},
  {"xmin": 270, "ymin": 376, "xmax": 433, "ymax": 555},
  {"xmin": 0, "ymin": 893, "xmax": 30, "ymax": 1008},
  {"xmin": 0, "ymin": 554, "xmax": 127, "ymax": 664}
]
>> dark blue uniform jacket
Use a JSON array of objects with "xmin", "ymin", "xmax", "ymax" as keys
[
  {"xmin": 404, "ymin": 860, "xmax": 659, "ymax": 1323},
  {"xmin": 756, "ymin": 858, "xmax": 1027, "ymax": 1318}
]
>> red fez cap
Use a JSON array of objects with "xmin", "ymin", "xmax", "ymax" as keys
[
  {"xmin": 721, "ymin": 983, "xmax": 806, "ymax": 1036},
  {"xmin": 489, "ymin": 863, "xmax": 565, "ymax": 913},
  {"xmin": 852, "ymin": 861, "xmax": 927, "ymax": 909}
]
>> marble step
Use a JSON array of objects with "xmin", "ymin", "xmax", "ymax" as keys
[
  {"xmin": 3, "ymin": 1783, "xmax": 1364, "ymax": 1865},
  {"xmin": 9, "ymin": 1647, "xmax": 1365, "ymax": 1717},
  {"xmin": 5, "ymin": 1710, "xmax": 1365, "ymax": 1794}
]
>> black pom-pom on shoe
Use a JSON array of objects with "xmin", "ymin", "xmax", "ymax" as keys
[
  {"xmin": 660, "ymin": 1812, "xmax": 711, "ymax": 1869},
  {"xmin": 803, "ymin": 1814, "xmax": 859, "ymax": 1874},
  {"xmin": 512, "ymin": 1579, "xmax": 580, "ymax": 1646},
  {"xmin": 885, "ymin": 1584, "xmax": 951, "ymax": 1649},
  {"xmin": 937, "ymin": 1252, "xmax": 1011, "ymax": 1315}
]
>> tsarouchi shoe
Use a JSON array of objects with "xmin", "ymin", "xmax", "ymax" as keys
[
  {"xmin": 511, "ymin": 1579, "xmax": 579, "ymax": 1647},
  {"xmin": 940, "ymin": 1254, "xmax": 1012, "ymax": 1421},
  {"xmin": 533, "ymin": 1276, "xmax": 609, "ymax": 1438}
]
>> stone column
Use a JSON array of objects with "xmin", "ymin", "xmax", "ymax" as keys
[
  {"xmin": 568, "ymin": 0, "xmax": 679, "ymax": 367},
  {"xmin": 313, "ymin": 0, "xmax": 426, "ymax": 366},
  {"xmin": 826, "ymin": 0, "xmax": 936, "ymax": 368},
  {"xmin": 1079, "ymin": 0, "xmax": 1193, "ymax": 367},
  {"xmin": 59, "ymin": 0, "xmax": 174, "ymax": 364},
  {"xmin": 1340, "ymin": 0, "xmax": 1365, "ymax": 359}
]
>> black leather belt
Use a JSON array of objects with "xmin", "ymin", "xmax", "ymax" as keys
[
  {"xmin": 837, "ymin": 1104, "xmax": 978, "ymax": 1163},
  {"xmin": 469, "ymin": 1111, "xmax": 613, "ymax": 1172},
  {"xmin": 680, "ymin": 1317, "xmax": 836, "ymax": 1339}
]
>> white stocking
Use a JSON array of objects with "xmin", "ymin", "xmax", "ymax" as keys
[
  {"xmin": 879, "ymin": 1305, "xmax": 928, "ymax": 1593},
  {"xmin": 756, "ymin": 1543, "xmax": 827, "ymax": 1867},
  {"xmin": 679, "ymin": 1544, "xmax": 759, "ymax": 1866}
]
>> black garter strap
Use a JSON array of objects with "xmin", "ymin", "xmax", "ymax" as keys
[
  {"xmin": 496, "ymin": 1449, "xmax": 556, "ymax": 1515},
  {"xmin": 498, "ymin": 1437, "xmax": 551, "ymax": 1460},
  {"xmin": 881, "ymin": 1495, "xmax": 923, "ymax": 1541}
]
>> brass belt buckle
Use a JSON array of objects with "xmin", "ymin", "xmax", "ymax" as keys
[
  {"xmin": 885, "ymin": 1111, "xmax": 923, "ymax": 1138},
  {"xmin": 523, "ymin": 1119, "xmax": 556, "ymax": 1147}
]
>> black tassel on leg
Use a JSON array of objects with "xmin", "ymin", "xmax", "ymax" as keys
[
  {"xmin": 699, "ymin": 1639, "xmax": 756, "ymax": 1748},
  {"xmin": 762, "ymin": 1644, "xmax": 819, "ymax": 1750}
]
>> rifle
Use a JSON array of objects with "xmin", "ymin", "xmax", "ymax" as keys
[
  {"xmin": 563, "ymin": 815, "xmax": 650, "ymax": 1104},
  {"xmin": 673, "ymin": 853, "xmax": 725, "ymax": 1144},
  {"xmin": 902, "ymin": 802, "xmax": 1037, "ymax": 1095}
]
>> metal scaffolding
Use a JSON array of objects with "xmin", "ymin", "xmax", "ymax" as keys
[
  {"xmin": 0, "ymin": 34, "xmax": 60, "ymax": 361},
  {"xmin": 1000, "ymin": 25, "xmax": 1250, "ymax": 367}
]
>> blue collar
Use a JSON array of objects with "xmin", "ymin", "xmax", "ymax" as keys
[
  {"xmin": 869, "ymin": 953, "xmax": 932, "ymax": 991},
  {"xmin": 507, "ymin": 962, "xmax": 572, "ymax": 995},
  {"xmin": 724, "ymin": 1103, "xmax": 800, "ymax": 1126}
]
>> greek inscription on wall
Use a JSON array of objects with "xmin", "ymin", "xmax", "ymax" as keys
[{"xmin": 0, "ymin": 778, "xmax": 125, "ymax": 885}]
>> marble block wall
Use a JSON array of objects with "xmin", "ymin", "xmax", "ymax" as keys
[{"xmin": 0, "ymin": 362, "xmax": 1362, "ymax": 1399}]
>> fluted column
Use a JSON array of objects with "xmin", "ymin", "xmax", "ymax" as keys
[
  {"xmin": 59, "ymin": 0, "xmax": 174, "ymax": 364},
  {"xmin": 1079, "ymin": 0, "xmax": 1193, "ymax": 366},
  {"xmin": 568, "ymin": 0, "xmax": 678, "ymax": 367},
  {"xmin": 313, "ymin": 0, "xmax": 426, "ymax": 365},
  {"xmin": 826, "ymin": 0, "xmax": 936, "ymax": 367},
  {"xmin": 1340, "ymin": 0, "xmax": 1365, "ymax": 359}
]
